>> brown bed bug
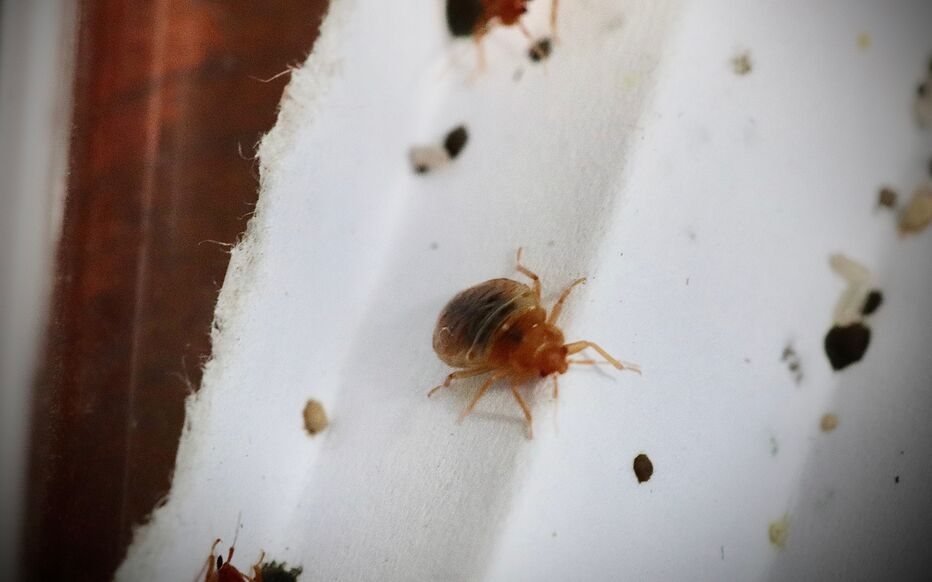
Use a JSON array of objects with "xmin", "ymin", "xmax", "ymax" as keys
[
  {"xmin": 429, "ymin": 248, "xmax": 639, "ymax": 437},
  {"xmin": 446, "ymin": 0, "xmax": 560, "ymax": 65}
]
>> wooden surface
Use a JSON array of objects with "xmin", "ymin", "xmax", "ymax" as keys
[{"xmin": 22, "ymin": 1, "xmax": 328, "ymax": 579}]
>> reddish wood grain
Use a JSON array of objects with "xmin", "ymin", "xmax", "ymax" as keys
[{"xmin": 22, "ymin": 1, "xmax": 328, "ymax": 579}]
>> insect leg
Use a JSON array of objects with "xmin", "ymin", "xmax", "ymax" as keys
[
  {"xmin": 552, "ymin": 374, "xmax": 559, "ymax": 399},
  {"xmin": 249, "ymin": 550, "xmax": 266, "ymax": 581},
  {"xmin": 510, "ymin": 383, "xmax": 534, "ymax": 439},
  {"xmin": 459, "ymin": 370, "xmax": 508, "ymax": 423},
  {"xmin": 516, "ymin": 20, "xmax": 534, "ymax": 40},
  {"xmin": 551, "ymin": 0, "xmax": 559, "ymax": 41},
  {"xmin": 564, "ymin": 340, "xmax": 640, "ymax": 373},
  {"xmin": 546, "ymin": 277, "xmax": 585, "ymax": 324},
  {"xmin": 428, "ymin": 366, "xmax": 494, "ymax": 397},
  {"xmin": 472, "ymin": 23, "xmax": 491, "ymax": 73},
  {"xmin": 515, "ymin": 247, "xmax": 542, "ymax": 300},
  {"xmin": 203, "ymin": 539, "xmax": 222, "ymax": 578}
]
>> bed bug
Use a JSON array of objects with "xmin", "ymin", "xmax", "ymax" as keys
[
  {"xmin": 429, "ymin": 248, "xmax": 639, "ymax": 437},
  {"xmin": 203, "ymin": 538, "xmax": 264, "ymax": 582},
  {"xmin": 446, "ymin": 0, "xmax": 560, "ymax": 65}
]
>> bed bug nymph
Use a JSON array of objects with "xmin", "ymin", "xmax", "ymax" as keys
[
  {"xmin": 447, "ymin": 0, "xmax": 560, "ymax": 65},
  {"xmin": 429, "ymin": 248, "xmax": 640, "ymax": 438}
]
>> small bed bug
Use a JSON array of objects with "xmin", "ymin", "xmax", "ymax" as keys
[
  {"xmin": 429, "ymin": 248, "xmax": 639, "ymax": 437},
  {"xmin": 204, "ymin": 538, "xmax": 264, "ymax": 582},
  {"xmin": 446, "ymin": 0, "xmax": 560, "ymax": 66}
]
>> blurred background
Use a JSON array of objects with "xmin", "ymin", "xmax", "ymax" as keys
[{"xmin": 0, "ymin": 1, "xmax": 327, "ymax": 579}]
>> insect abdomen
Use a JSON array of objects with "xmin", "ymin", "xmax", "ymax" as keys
[
  {"xmin": 446, "ymin": 0, "xmax": 483, "ymax": 36},
  {"xmin": 433, "ymin": 278, "xmax": 537, "ymax": 367}
]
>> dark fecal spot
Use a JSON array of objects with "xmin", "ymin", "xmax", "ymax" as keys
[
  {"xmin": 861, "ymin": 290, "xmax": 883, "ymax": 316},
  {"xmin": 878, "ymin": 188, "xmax": 897, "ymax": 208},
  {"xmin": 447, "ymin": 0, "xmax": 482, "ymax": 37},
  {"xmin": 260, "ymin": 561, "xmax": 304, "ymax": 582},
  {"xmin": 443, "ymin": 125, "xmax": 469, "ymax": 159},
  {"xmin": 824, "ymin": 323, "xmax": 871, "ymax": 370},
  {"xmin": 920, "ymin": 83, "xmax": 927, "ymax": 97},
  {"xmin": 414, "ymin": 164, "xmax": 429, "ymax": 174},
  {"xmin": 895, "ymin": 475, "xmax": 900, "ymax": 484},
  {"xmin": 633, "ymin": 453, "xmax": 653, "ymax": 483},
  {"xmin": 529, "ymin": 38, "xmax": 553, "ymax": 62}
]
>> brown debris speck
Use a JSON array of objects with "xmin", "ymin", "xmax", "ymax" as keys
[
  {"xmin": 529, "ymin": 38, "xmax": 553, "ymax": 62},
  {"xmin": 877, "ymin": 188, "xmax": 897, "ymax": 209},
  {"xmin": 410, "ymin": 123, "xmax": 470, "ymax": 174},
  {"xmin": 303, "ymin": 399, "xmax": 329, "ymax": 435},
  {"xmin": 820, "ymin": 413, "xmax": 838, "ymax": 432},
  {"xmin": 633, "ymin": 453, "xmax": 653, "ymax": 483},
  {"xmin": 898, "ymin": 183, "xmax": 932, "ymax": 235},
  {"xmin": 918, "ymin": 63, "xmax": 932, "ymax": 127},
  {"xmin": 825, "ymin": 255, "xmax": 877, "ymax": 371},
  {"xmin": 769, "ymin": 515, "xmax": 789, "ymax": 549},
  {"xmin": 781, "ymin": 343, "xmax": 803, "ymax": 384},
  {"xmin": 731, "ymin": 52, "xmax": 752, "ymax": 76},
  {"xmin": 409, "ymin": 146, "xmax": 450, "ymax": 175}
]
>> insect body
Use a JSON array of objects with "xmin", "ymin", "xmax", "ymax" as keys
[
  {"xmin": 430, "ymin": 249, "xmax": 639, "ymax": 437},
  {"xmin": 446, "ymin": 0, "xmax": 559, "ymax": 64}
]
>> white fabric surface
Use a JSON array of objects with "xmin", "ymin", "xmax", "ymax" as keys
[{"xmin": 119, "ymin": 1, "xmax": 932, "ymax": 580}]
